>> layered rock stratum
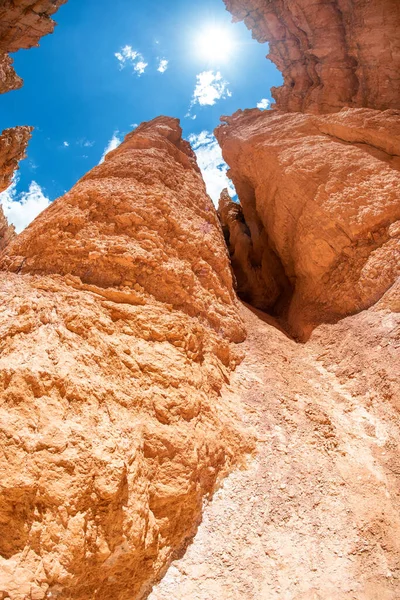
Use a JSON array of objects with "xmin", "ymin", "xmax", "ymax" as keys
[
  {"xmin": 0, "ymin": 117, "xmax": 252, "ymax": 600},
  {"xmin": 0, "ymin": 0, "xmax": 67, "ymax": 94},
  {"xmin": 224, "ymin": 0, "xmax": 400, "ymax": 113}
]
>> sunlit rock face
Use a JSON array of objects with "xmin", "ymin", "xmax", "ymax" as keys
[
  {"xmin": 216, "ymin": 107, "xmax": 400, "ymax": 338},
  {"xmin": 224, "ymin": 0, "xmax": 400, "ymax": 114},
  {"xmin": 0, "ymin": 117, "xmax": 251, "ymax": 600},
  {"xmin": 0, "ymin": 126, "xmax": 33, "ymax": 249},
  {"xmin": 0, "ymin": 0, "xmax": 67, "ymax": 94}
]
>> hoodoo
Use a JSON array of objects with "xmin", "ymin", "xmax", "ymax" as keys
[{"xmin": 0, "ymin": 118, "xmax": 251, "ymax": 599}]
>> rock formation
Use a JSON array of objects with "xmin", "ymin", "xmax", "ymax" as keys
[
  {"xmin": 148, "ymin": 3, "xmax": 400, "ymax": 597},
  {"xmin": 0, "ymin": 0, "xmax": 399, "ymax": 598},
  {"xmin": 0, "ymin": 0, "xmax": 67, "ymax": 94},
  {"xmin": 0, "ymin": 126, "xmax": 32, "ymax": 249},
  {"xmin": 224, "ymin": 0, "xmax": 400, "ymax": 114},
  {"xmin": 218, "ymin": 188, "xmax": 292, "ymax": 312},
  {"xmin": 149, "ymin": 294, "xmax": 400, "ymax": 600},
  {"xmin": 0, "ymin": 117, "xmax": 252, "ymax": 600},
  {"xmin": 216, "ymin": 107, "xmax": 400, "ymax": 338}
]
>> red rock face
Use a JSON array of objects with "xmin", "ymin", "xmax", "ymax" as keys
[
  {"xmin": 215, "ymin": 107, "xmax": 400, "ymax": 338},
  {"xmin": 0, "ymin": 117, "xmax": 251, "ymax": 600},
  {"xmin": 1, "ymin": 117, "xmax": 244, "ymax": 341},
  {"xmin": 0, "ymin": 0, "xmax": 67, "ymax": 93},
  {"xmin": 224, "ymin": 0, "xmax": 400, "ymax": 113}
]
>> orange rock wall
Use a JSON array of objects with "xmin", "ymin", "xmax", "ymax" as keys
[
  {"xmin": 224, "ymin": 0, "xmax": 400, "ymax": 114},
  {"xmin": 216, "ymin": 107, "xmax": 400, "ymax": 338},
  {"xmin": 0, "ymin": 118, "xmax": 251, "ymax": 600}
]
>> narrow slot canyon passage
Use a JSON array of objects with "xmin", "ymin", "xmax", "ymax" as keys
[
  {"xmin": 218, "ymin": 189, "xmax": 296, "ymax": 338},
  {"xmin": 149, "ymin": 301, "xmax": 400, "ymax": 599}
]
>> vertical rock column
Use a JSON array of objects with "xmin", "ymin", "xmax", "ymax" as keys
[{"xmin": 0, "ymin": 117, "xmax": 251, "ymax": 600}]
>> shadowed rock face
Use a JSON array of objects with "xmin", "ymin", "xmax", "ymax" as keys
[
  {"xmin": 0, "ymin": 126, "xmax": 33, "ymax": 249},
  {"xmin": 224, "ymin": 0, "xmax": 400, "ymax": 114},
  {"xmin": 0, "ymin": 117, "xmax": 251, "ymax": 600},
  {"xmin": 218, "ymin": 188, "xmax": 292, "ymax": 313},
  {"xmin": 216, "ymin": 108, "xmax": 400, "ymax": 338},
  {"xmin": 0, "ymin": 0, "xmax": 67, "ymax": 94}
]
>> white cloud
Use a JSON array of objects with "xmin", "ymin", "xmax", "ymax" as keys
[
  {"xmin": 257, "ymin": 98, "xmax": 271, "ymax": 110},
  {"xmin": 0, "ymin": 175, "xmax": 51, "ymax": 233},
  {"xmin": 115, "ymin": 45, "xmax": 148, "ymax": 76},
  {"xmin": 134, "ymin": 60, "xmax": 148, "ymax": 75},
  {"xmin": 99, "ymin": 132, "xmax": 122, "ymax": 164},
  {"xmin": 63, "ymin": 141, "xmax": 69, "ymax": 147},
  {"xmin": 191, "ymin": 70, "xmax": 231, "ymax": 107},
  {"xmin": 188, "ymin": 131, "xmax": 236, "ymax": 205},
  {"xmin": 157, "ymin": 59, "xmax": 168, "ymax": 73}
]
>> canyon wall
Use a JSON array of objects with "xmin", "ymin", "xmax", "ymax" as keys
[
  {"xmin": 0, "ymin": 0, "xmax": 67, "ymax": 94},
  {"xmin": 219, "ymin": 0, "xmax": 400, "ymax": 338},
  {"xmin": 224, "ymin": 0, "xmax": 400, "ymax": 114},
  {"xmin": 0, "ymin": 117, "xmax": 252, "ymax": 600},
  {"xmin": 216, "ymin": 107, "xmax": 400, "ymax": 338}
]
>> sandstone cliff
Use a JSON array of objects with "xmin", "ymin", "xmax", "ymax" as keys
[
  {"xmin": 0, "ymin": 126, "xmax": 32, "ymax": 250},
  {"xmin": 216, "ymin": 107, "xmax": 400, "ymax": 338},
  {"xmin": 0, "ymin": 0, "xmax": 67, "ymax": 94},
  {"xmin": 224, "ymin": 0, "xmax": 400, "ymax": 113},
  {"xmin": 0, "ymin": 118, "xmax": 252, "ymax": 600}
]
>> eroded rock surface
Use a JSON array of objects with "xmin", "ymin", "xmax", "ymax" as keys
[
  {"xmin": 215, "ymin": 107, "xmax": 400, "ymax": 338},
  {"xmin": 0, "ymin": 0, "xmax": 67, "ymax": 94},
  {"xmin": 149, "ymin": 299, "xmax": 400, "ymax": 600},
  {"xmin": 0, "ymin": 118, "xmax": 251, "ymax": 600},
  {"xmin": 218, "ymin": 188, "xmax": 292, "ymax": 312},
  {"xmin": 224, "ymin": 0, "xmax": 400, "ymax": 113}
]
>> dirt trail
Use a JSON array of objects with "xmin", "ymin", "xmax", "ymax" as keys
[{"xmin": 149, "ymin": 303, "xmax": 400, "ymax": 600}]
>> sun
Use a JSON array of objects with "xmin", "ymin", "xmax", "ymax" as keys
[{"xmin": 195, "ymin": 26, "xmax": 236, "ymax": 63}]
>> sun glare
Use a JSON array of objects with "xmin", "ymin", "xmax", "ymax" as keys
[{"xmin": 195, "ymin": 26, "xmax": 236, "ymax": 63}]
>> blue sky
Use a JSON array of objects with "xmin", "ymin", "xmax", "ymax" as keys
[{"xmin": 0, "ymin": 0, "xmax": 281, "ymax": 231}]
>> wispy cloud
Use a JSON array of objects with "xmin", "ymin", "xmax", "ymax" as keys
[
  {"xmin": 157, "ymin": 58, "xmax": 169, "ymax": 73},
  {"xmin": 191, "ymin": 70, "xmax": 231, "ymax": 107},
  {"xmin": 115, "ymin": 45, "xmax": 148, "ymax": 76},
  {"xmin": 257, "ymin": 98, "xmax": 271, "ymax": 110},
  {"xmin": 0, "ymin": 175, "xmax": 51, "ymax": 233},
  {"xmin": 188, "ymin": 131, "xmax": 235, "ymax": 205},
  {"xmin": 77, "ymin": 138, "xmax": 95, "ymax": 148},
  {"xmin": 99, "ymin": 131, "xmax": 122, "ymax": 164}
]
